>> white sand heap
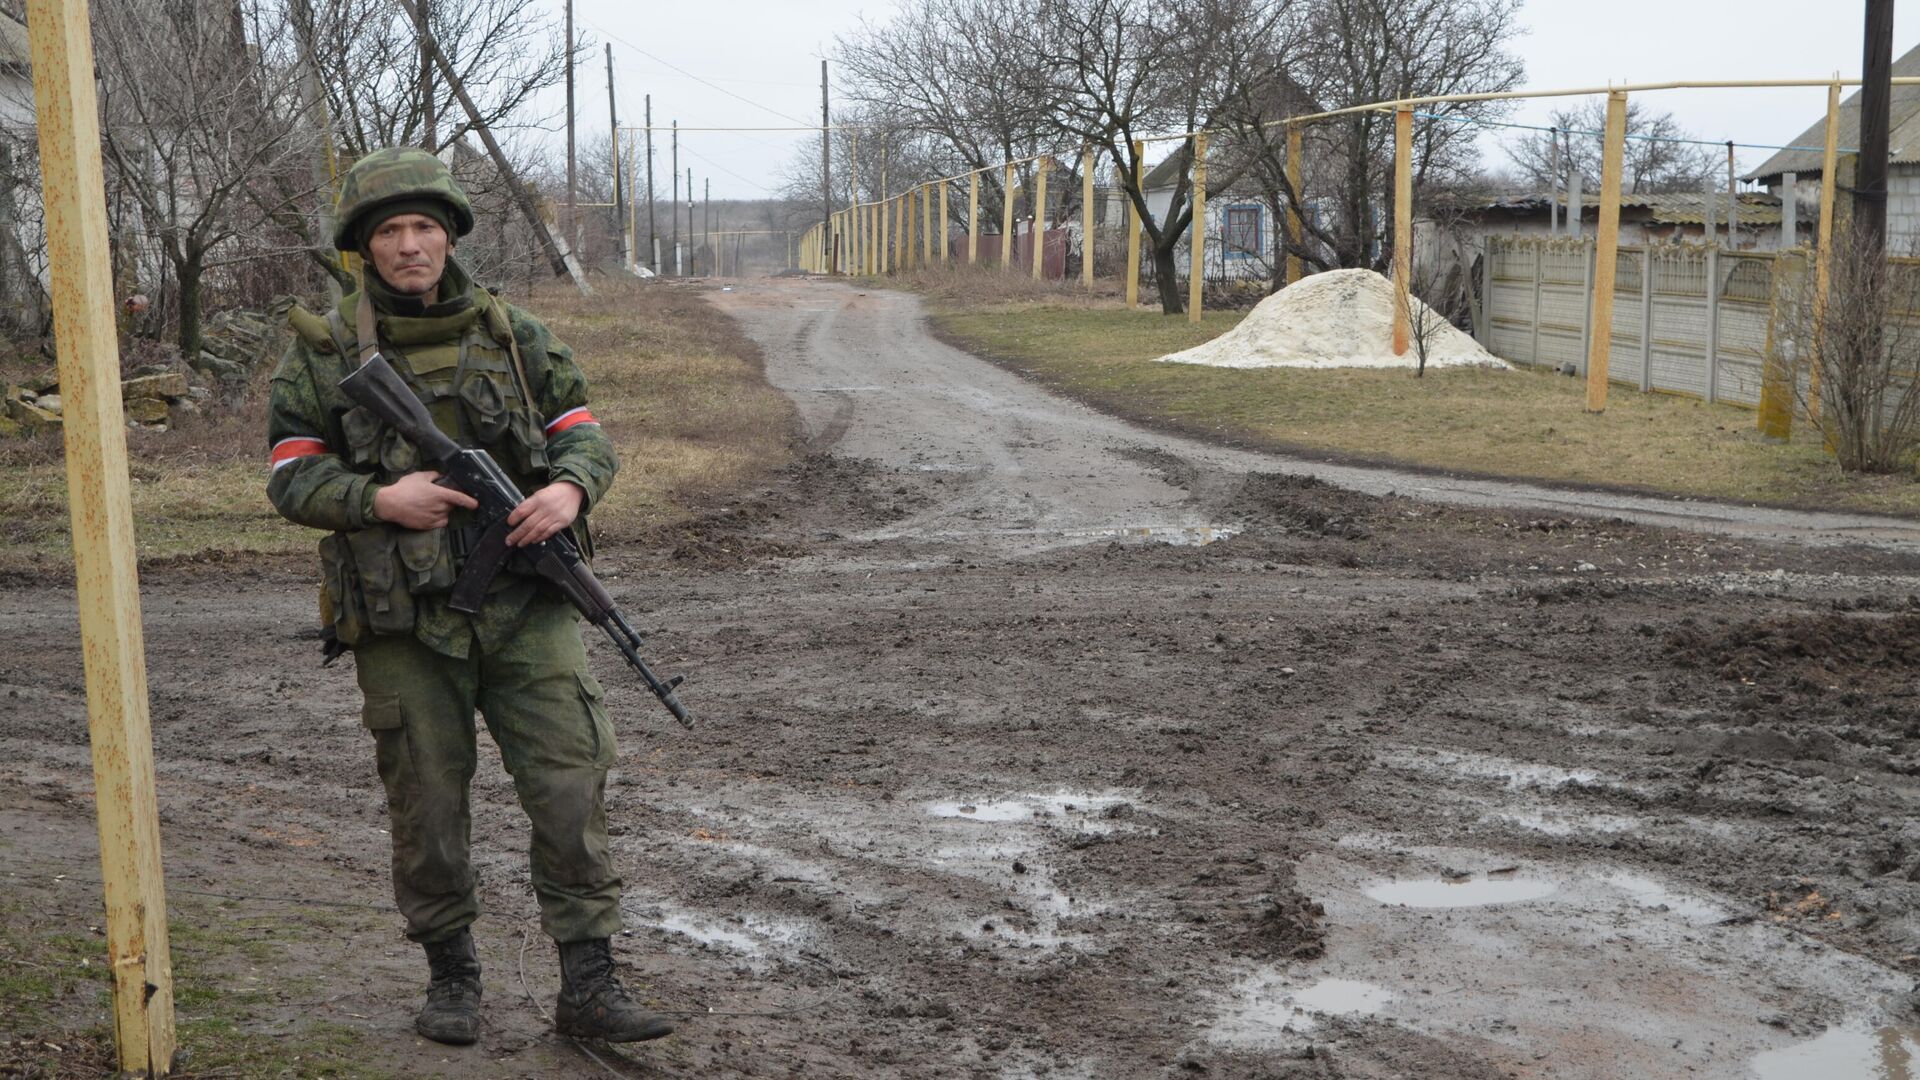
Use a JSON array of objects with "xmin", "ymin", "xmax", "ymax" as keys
[{"xmin": 1156, "ymin": 268, "xmax": 1508, "ymax": 371}]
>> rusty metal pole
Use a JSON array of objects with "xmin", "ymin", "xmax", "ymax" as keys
[
  {"xmin": 968, "ymin": 169, "xmax": 981, "ymax": 263},
  {"xmin": 1392, "ymin": 108, "xmax": 1412, "ymax": 354},
  {"xmin": 1286, "ymin": 124, "xmax": 1304, "ymax": 286},
  {"xmin": 1002, "ymin": 163, "xmax": 1017, "ymax": 269},
  {"xmin": 1032, "ymin": 158, "xmax": 1049, "ymax": 279},
  {"xmin": 1125, "ymin": 140, "xmax": 1144, "ymax": 307},
  {"xmin": 1188, "ymin": 135, "xmax": 1208, "ymax": 324},
  {"xmin": 26, "ymin": 0, "xmax": 176, "ymax": 1070},
  {"xmin": 1586, "ymin": 90, "xmax": 1630, "ymax": 413},
  {"xmin": 1081, "ymin": 148, "xmax": 1095, "ymax": 289}
]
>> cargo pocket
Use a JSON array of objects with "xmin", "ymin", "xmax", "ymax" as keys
[
  {"xmin": 507, "ymin": 410, "xmax": 550, "ymax": 475},
  {"xmin": 576, "ymin": 668, "xmax": 616, "ymax": 768},
  {"xmin": 457, "ymin": 372, "xmax": 512, "ymax": 444},
  {"xmin": 396, "ymin": 526, "xmax": 457, "ymax": 594},
  {"xmin": 362, "ymin": 691, "xmax": 404, "ymax": 730},
  {"xmin": 346, "ymin": 525, "xmax": 415, "ymax": 635},
  {"xmin": 319, "ymin": 533, "xmax": 369, "ymax": 646},
  {"xmin": 339, "ymin": 406, "xmax": 385, "ymax": 468},
  {"xmin": 361, "ymin": 691, "xmax": 423, "ymax": 804}
]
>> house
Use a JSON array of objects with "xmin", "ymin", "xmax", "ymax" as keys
[
  {"xmin": 1429, "ymin": 190, "xmax": 1807, "ymax": 252},
  {"xmin": 1744, "ymin": 40, "xmax": 1920, "ymax": 250},
  {"xmin": 1138, "ymin": 153, "xmax": 1281, "ymax": 282}
]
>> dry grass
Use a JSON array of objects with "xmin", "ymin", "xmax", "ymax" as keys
[
  {"xmin": 931, "ymin": 299, "xmax": 1920, "ymax": 518},
  {"xmin": 0, "ymin": 279, "xmax": 795, "ymax": 573}
]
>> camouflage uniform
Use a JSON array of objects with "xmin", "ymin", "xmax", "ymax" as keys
[{"xmin": 266, "ymin": 150, "xmax": 623, "ymax": 948}]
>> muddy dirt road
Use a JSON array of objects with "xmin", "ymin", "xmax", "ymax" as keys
[{"xmin": 9, "ymin": 278, "xmax": 1920, "ymax": 1078}]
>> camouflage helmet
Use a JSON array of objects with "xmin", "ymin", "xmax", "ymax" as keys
[{"xmin": 332, "ymin": 147, "xmax": 475, "ymax": 252}]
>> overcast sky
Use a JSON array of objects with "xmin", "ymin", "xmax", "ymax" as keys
[{"xmin": 549, "ymin": 1, "xmax": 1920, "ymax": 200}]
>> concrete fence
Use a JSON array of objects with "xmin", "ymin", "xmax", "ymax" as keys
[{"xmin": 1481, "ymin": 234, "xmax": 1784, "ymax": 408}]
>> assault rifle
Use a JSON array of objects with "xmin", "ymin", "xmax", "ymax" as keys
[{"xmin": 338, "ymin": 354, "xmax": 694, "ymax": 729}]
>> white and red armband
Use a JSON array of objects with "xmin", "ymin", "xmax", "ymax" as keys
[
  {"xmin": 269, "ymin": 436, "xmax": 328, "ymax": 471},
  {"xmin": 544, "ymin": 407, "xmax": 599, "ymax": 436}
]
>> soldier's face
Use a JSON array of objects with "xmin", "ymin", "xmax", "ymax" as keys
[{"xmin": 367, "ymin": 213, "xmax": 449, "ymax": 298}]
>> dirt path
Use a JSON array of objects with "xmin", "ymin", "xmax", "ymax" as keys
[
  {"xmin": 716, "ymin": 279, "xmax": 1920, "ymax": 554},
  {"xmin": 8, "ymin": 277, "xmax": 1920, "ymax": 1078}
]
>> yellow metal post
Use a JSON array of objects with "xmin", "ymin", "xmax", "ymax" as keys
[
  {"xmin": 968, "ymin": 170, "xmax": 981, "ymax": 263},
  {"xmin": 1125, "ymin": 141, "xmax": 1143, "ymax": 308},
  {"xmin": 939, "ymin": 179, "xmax": 950, "ymax": 264},
  {"xmin": 1032, "ymin": 157, "xmax": 1050, "ymax": 279},
  {"xmin": 1002, "ymin": 163, "xmax": 1017, "ymax": 269},
  {"xmin": 1082, "ymin": 148, "xmax": 1095, "ymax": 289},
  {"xmin": 1392, "ymin": 108, "xmax": 1412, "ymax": 354},
  {"xmin": 1586, "ymin": 90, "xmax": 1630, "ymax": 413},
  {"xmin": 1286, "ymin": 124, "xmax": 1303, "ymax": 286},
  {"xmin": 1188, "ymin": 134, "xmax": 1207, "ymax": 324},
  {"xmin": 921, "ymin": 183, "xmax": 933, "ymax": 266},
  {"xmin": 1810, "ymin": 79, "xmax": 1841, "ymax": 430},
  {"xmin": 28, "ymin": 0, "xmax": 178, "ymax": 1071}
]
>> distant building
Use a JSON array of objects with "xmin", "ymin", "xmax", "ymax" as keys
[
  {"xmin": 1744, "ymin": 40, "xmax": 1920, "ymax": 251},
  {"xmin": 1429, "ymin": 190, "xmax": 1807, "ymax": 252}
]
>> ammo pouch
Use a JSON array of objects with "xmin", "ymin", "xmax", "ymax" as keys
[{"xmin": 319, "ymin": 524, "xmax": 458, "ymax": 646}]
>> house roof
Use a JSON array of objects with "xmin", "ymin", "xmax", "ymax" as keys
[
  {"xmin": 1452, "ymin": 191, "xmax": 1787, "ymax": 227},
  {"xmin": 1744, "ymin": 41, "xmax": 1920, "ymax": 181}
]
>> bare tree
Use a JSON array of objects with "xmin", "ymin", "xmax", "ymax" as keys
[
  {"xmin": 1261, "ymin": 0, "xmax": 1524, "ymax": 276},
  {"xmin": 1024, "ymin": 0, "xmax": 1300, "ymax": 314},
  {"xmin": 94, "ymin": 0, "xmax": 321, "ymax": 360},
  {"xmin": 1505, "ymin": 100, "xmax": 1722, "ymax": 195},
  {"xmin": 1776, "ymin": 232, "xmax": 1920, "ymax": 473}
]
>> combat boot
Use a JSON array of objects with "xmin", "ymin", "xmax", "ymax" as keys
[
  {"xmin": 415, "ymin": 929, "xmax": 483, "ymax": 1045},
  {"xmin": 554, "ymin": 938, "xmax": 675, "ymax": 1042}
]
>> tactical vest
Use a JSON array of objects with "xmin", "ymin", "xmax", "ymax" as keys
[{"xmin": 292, "ymin": 290, "xmax": 567, "ymax": 647}]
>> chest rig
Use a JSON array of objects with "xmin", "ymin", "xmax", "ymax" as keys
[{"xmin": 328, "ymin": 290, "xmax": 550, "ymax": 492}]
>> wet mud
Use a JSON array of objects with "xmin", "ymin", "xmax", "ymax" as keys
[{"xmin": 8, "ymin": 279, "xmax": 1920, "ymax": 1078}]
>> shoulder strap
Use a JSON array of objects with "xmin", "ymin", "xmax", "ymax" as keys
[
  {"xmin": 355, "ymin": 289, "xmax": 378, "ymax": 368},
  {"xmin": 481, "ymin": 292, "xmax": 540, "ymax": 417}
]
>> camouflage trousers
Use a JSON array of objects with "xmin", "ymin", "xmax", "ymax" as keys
[{"xmin": 353, "ymin": 596, "xmax": 624, "ymax": 945}]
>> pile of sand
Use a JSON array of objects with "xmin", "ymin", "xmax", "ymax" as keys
[{"xmin": 1156, "ymin": 269, "xmax": 1508, "ymax": 371}]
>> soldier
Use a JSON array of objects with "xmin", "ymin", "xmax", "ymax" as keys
[{"xmin": 266, "ymin": 147, "xmax": 673, "ymax": 1046}]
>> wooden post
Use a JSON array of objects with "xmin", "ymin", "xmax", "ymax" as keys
[
  {"xmin": 1392, "ymin": 107, "xmax": 1412, "ymax": 354},
  {"xmin": 1032, "ymin": 157, "xmax": 1050, "ymax": 279},
  {"xmin": 1125, "ymin": 140, "xmax": 1144, "ymax": 307},
  {"xmin": 921, "ymin": 183, "xmax": 933, "ymax": 266},
  {"xmin": 1810, "ymin": 79, "xmax": 1841, "ymax": 428},
  {"xmin": 1585, "ymin": 90, "xmax": 1630, "ymax": 413},
  {"xmin": 1286, "ymin": 124, "xmax": 1303, "ymax": 286},
  {"xmin": 26, "ymin": 0, "xmax": 176, "ymax": 1072},
  {"xmin": 968, "ymin": 170, "xmax": 981, "ymax": 263},
  {"xmin": 1081, "ymin": 148, "xmax": 1095, "ymax": 289},
  {"xmin": 1002, "ymin": 163, "xmax": 1017, "ymax": 269},
  {"xmin": 1188, "ymin": 134, "xmax": 1208, "ymax": 324},
  {"xmin": 939, "ymin": 179, "xmax": 950, "ymax": 264}
]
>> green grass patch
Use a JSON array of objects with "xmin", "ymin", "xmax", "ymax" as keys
[
  {"xmin": 0, "ymin": 280, "xmax": 796, "ymax": 574},
  {"xmin": 932, "ymin": 297, "xmax": 1920, "ymax": 517}
]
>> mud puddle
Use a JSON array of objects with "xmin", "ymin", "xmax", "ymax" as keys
[
  {"xmin": 1751, "ymin": 1023, "xmax": 1920, "ymax": 1079},
  {"xmin": 1209, "ymin": 971, "xmax": 1394, "ymax": 1046}
]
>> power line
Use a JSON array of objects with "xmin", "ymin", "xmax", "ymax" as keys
[
  {"xmin": 1410, "ymin": 110, "xmax": 1858, "ymax": 156},
  {"xmin": 582, "ymin": 16, "xmax": 816, "ymax": 128},
  {"xmin": 680, "ymin": 143, "xmax": 777, "ymax": 195}
]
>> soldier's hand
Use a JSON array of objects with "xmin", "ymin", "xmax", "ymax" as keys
[
  {"xmin": 505, "ymin": 482, "xmax": 585, "ymax": 547},
  {"xmin": 372, "ymin": 470, "xmax": 479, "ymax": 530}
]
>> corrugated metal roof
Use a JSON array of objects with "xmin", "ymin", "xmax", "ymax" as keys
[
  {"xmin": 1454, "ymin": 190, "xmax": 1786, "ymax": 226},
  {"xmin": 1745, "ymin": 41, "xmax": 1920, "ymax": 181}
]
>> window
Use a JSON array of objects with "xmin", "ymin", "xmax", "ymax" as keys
[{"xmin": 1225, "ymin": 205, "xmax": 1262, "ymax": 258}]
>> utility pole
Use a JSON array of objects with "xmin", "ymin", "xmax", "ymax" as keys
[
  {"xmin": 646, "ymin": 95, "xmax": 658, "ymax": 273},
  {"xmin": 393, "ymin": 0, "xmax": 586, "ymax": 290},
  {"xmin": 1858, "ymin": 0, "xmax": 1894, "ymax": 253},
  {"xmin": 25, "ymin": 0, "xmax": 176, "ymax": 1070},
  {"xmin": 605, "ymin": 44, "xmax": 626, "ymax": 268},
  {"xmin": 671, "ymin": 122, "xmax": 680, "ymax": 275},
  {"xmin": 705, "ymin": 177, "xmax": 711, "ymax": 276},
  {"xmin": 564, "ymin": 0, "xmax": 575, "ymax": 250},
  {"xmin": 687, "ymin": 168, "xmax": 695, "ymax": 275},
  {"xmin": 416, "ymin": 0, "xmax": 434, "ymax": 149},
  {"xmin": 821, "ymin": 59, "xmax": 833, "ymax": 274}
]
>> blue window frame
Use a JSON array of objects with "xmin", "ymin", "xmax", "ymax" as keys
[{"xmin": 1224, "ymin": 205, "xmax": 1262, "ymax": 259}]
